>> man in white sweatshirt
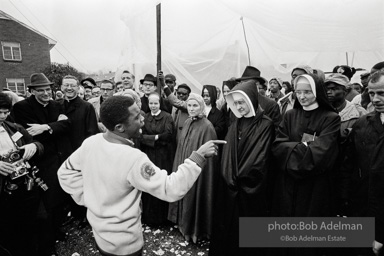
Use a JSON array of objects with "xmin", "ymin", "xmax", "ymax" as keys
[{"xmin": 58, "ymin": 95, "xmax": 224, "ymax": 256}]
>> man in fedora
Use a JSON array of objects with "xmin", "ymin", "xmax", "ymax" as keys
[
  {"xmin": 235, "ymin": 66, "xmax": 281, "ymax": 129},
  {"xmin": 12, "ymin": 73, "xmax": 72, "ymax": 256},
  {"xmin": 140, "ymin": 73, "xmax": 172, "ymax": 114}
]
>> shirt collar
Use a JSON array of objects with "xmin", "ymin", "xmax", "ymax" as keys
[{"xmin": 151, "ymin": 110, "xmax": 161, "ymax": 116}]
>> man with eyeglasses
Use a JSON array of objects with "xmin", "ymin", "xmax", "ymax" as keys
[
  {"xmin": 89, "ymin": 80, "xmax": 115, "ymax": 132},
  {"xmin": 58, "ymin": 75, "xmax": 99, "ymax": 229},
  {"xmin": 12, "ymin": 73, "xmax": 72, "ymax": 256},
  {"xmin": 139, "ymin": 74, "xmax": 172, "ymax": 114}
]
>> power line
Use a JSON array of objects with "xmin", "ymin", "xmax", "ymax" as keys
[{"xmin": 8, "ymin": 0, "xmax": 87, "ymax": 71}]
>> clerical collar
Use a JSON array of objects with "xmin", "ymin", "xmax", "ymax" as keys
[
  {"xmin": 65, "ymin": 96, "xmax": 77, "ymax": 102},
  {"xmin": 380, "ymin": 113, "xmax": 384, "ymax": 124},
  {"xmin": 151, "ymin": 110, "xmax": 161, "ymax": 116},
  {"xmin": 302, "ymin": 102, "xmax": 319, "ymax": 111},
  {"xmin": 34, "ymin": 96, "xmax": 49, "ymax": 107}
]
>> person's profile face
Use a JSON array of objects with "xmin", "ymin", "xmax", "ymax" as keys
[
  {"xmin": 368, "ymin": 76, "xmax": 384, "ymax": 113},
  {"xmin": 291, "ymin": 69, "xmax": 306, "ymax": 84},
  {"xmin": 122, "ymin": 73, "xmax": 134, "ymax": 89},
  {"xmin": 325, "ymin": 83, "xmax": 345, "ymax": 103},
  {"xmin": 123, "ymin": 103, "xmax": 144, "ymax": 138}
]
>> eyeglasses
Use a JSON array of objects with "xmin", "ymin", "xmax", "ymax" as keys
[
  {"xmin": 177, "ymin": 92, "xmax": 187, "ymax": 96},
  {"xmin": 101, "ymin": 88, "xmax": 113, "ymax": 92},
  {"xmin": 62, "ymin": 84, "xmax": 79, "ymax": 88},
  {"xmin": 34, "ymin": 88, "xmax": 52, "ymax": 93},
  {"xmin": 143, "ymin": 83, "xmax": 155, "ymax": 87}
]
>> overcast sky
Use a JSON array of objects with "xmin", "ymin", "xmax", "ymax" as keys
[{"xmin": 1, "ymin": 0, "xmax": 129, "ymax": 74}]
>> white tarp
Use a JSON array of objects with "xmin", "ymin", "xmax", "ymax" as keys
[{"xmin": 117, "ymin": 0, "xmax": 384, "ymax": 92}]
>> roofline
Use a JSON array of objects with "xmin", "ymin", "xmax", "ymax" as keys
[{"xmin": 0, "ymin": 10, "xmax": 57, "ymax": 49}]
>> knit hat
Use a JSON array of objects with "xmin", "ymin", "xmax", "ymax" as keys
[{"xmin": 291, "ymin": 65, "xmax": 313, "ymax": 76}]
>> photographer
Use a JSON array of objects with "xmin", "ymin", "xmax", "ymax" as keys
[{"xmin": 0, "ymin": 92, "xmax": 44, "ymax": 256}]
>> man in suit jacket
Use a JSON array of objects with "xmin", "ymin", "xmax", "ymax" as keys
[
  {"xmin": 60, "ymin": 75, "xmax": 99, "ymax": 151},
  {"xmin": 12, "ymin": 73, "xmax": 72, "ymax": 256},
  {"xmin": 59, "ymin": 75, "xmax": 99, "ymax": 227}
]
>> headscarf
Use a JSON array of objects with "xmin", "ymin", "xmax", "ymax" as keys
[
  {"xmin": 202, "ymin": 85, "xmax": 217, "ymax": 108},
  {"xmin": 293, "ymin": 73, "xmax": 335, "ymax": 112},
  {"xmin": 187, "ymin": 93, "xmax": 205, "ymax": 119},
  {"xmin": 226, "ymin": 80, "xmax": 259, "ymax": 118}
]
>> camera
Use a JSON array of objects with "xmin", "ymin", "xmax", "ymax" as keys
[{"xmin": 1, "ymin": 149, "xmax": 29, "ymax": 180}]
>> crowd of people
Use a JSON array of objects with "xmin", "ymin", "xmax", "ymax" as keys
[{"xmin": 0, "ymin": 60, "xmax": 384, "ymax": 256}]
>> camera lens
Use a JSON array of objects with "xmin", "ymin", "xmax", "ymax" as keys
[{"xmin": 10, "ymin": 153, "xmax": 20, "ymax": 161}]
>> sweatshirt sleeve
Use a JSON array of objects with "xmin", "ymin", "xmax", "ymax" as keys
[
  {"xmin": 58, "ymin": 147, "xmax": 84, "ymax": 206},
  {"xmin": 127, "ymin": 151, "xmax": 205, "ymax": 202}
]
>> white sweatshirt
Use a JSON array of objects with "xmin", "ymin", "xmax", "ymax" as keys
[{"xmin": 58, "ymin": 133, "xmax": 205, "ymax": 255}]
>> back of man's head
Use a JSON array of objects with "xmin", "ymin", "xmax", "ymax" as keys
[{"xmin": 100, "ymin": 96, "xmax": 134, "ymax": 131}]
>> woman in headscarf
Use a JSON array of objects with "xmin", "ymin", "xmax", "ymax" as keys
[
  {"xmin": 220, "ymin": 80, "xmax": 237, "ymax": 128},
  {"xmin": 140, "ymin": 92, "xmax": 175, "ymax": 226},
  {"xmin": 201, "ymin": 85, "xmax": 226, "ymax": 139},
  {"xmin": 271, "ymin": 73, "xmax": 340, "ymax": 255},
  {"xmin": 209, "ymin": 80, "xmax": 275, "ymax": 256},
  {"xmin": 168, "ymin": 93, "xmax": 218, "ymax": 243}
]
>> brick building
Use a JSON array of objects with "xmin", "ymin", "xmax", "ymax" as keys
[{"xmin": 0, "ymin": 10, "xmax": 56, "ymax": 95}]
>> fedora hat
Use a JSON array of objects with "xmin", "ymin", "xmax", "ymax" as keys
[
  {"xmin": 236, "ymin": 66, "xmax": 266, "ymax": 84},
  {"xmin": 28, "ymin": 73, "xmax": 53, "ymax": 87},
  {"xmin": 140, "ymin": 74, "xmax": 157, "ymax": 86}
]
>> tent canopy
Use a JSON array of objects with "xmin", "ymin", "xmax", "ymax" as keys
[{"xmin": 117, "ymin": 0, "xmax": 384, "ymax": 92}]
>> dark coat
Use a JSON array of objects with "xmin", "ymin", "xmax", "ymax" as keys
[
  {"xmin": 0, "ymin": 121, "xmax": 44, "ymax": 194},
  {"xmin": 168, "ymin": 116, "xmax": 218, "ymax": 242},
  {"xmin": 203, "ymin": 85, "xmax": 227, "ymax": 140},
  {"xmin": 209, "ymin": 80, "xmax": 274, "ymax": 256},
  {"xmin": 342, "ymin": 111, "xmax": 384, "ymax": 243},
  {"xmin": 12, "ymin": 96, "xmax": 72, "ymax": 208},
  {"xmin": 0, "ymin": 121, "xmax": 44, "ymax": 256},
  {"xmin": 59, "ymin": 96, "xmax": 99, "ymax": 152},
  {"xmin": 140, "ymin": 110, "xmax": 175, "ymax": 225},
  {"xmin": 258, "ymin": 94, "xmax": 282, "ymax": 129},
  {"xmin": 271, "ymin": 74, "xmax": 340, "ymax": 218}
]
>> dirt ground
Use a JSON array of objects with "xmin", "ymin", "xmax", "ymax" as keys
[{"xmin": 56, "ymin": 221, "xmax": 209, "ymax": 256}]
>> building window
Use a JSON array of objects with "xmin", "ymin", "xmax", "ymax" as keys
[
  {"xmin": 2, "ymin": 42, "xmax": 22, "ymax": 61},
  {"xmin": 6, "ymin": 78, "xmax": 26, "ymax": 94}
]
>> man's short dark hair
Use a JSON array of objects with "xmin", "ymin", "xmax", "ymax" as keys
[
  {"xmin": 101, "ymin": 79, "xmax": 115, "ymax": 89},
  {"xmin": 100, "ymin": 96, "xmax": 135, "ymax": 131},
  {"xmin": 368, "ymin": 69, "xmax": 384, "ymax": 84},
  {"xmin": 0, "ymin": 92, "xmax": 12, "ymax": 110}
]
